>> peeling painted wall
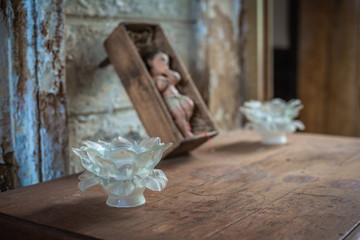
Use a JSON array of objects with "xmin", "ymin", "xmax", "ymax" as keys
[
  {"xmin": 0, "ymin": 1, "xmax": 16, "ymax": 191},
  {"xmin": 0, "ymin": 0, "xmax": 68, "ymax": 190},
  {"xmin": 36, "ymin": 0, "xmax": 68, "ymax": 182},
  {"xmin": 0, "ymin": 1, "xmax": 40, "ymax": 189}
]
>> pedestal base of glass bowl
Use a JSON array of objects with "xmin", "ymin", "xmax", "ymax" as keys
[
  {"xmin": 260, "ymin": 133, "xmax": 287, "ymax": 145},
  {"xmin": 105, "ymin": 187, "xmax": 146, "ymax": 208}
]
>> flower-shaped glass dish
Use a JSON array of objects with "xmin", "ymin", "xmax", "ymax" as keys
[
  {"xmin": 72, "ymin": 136, "xmax": 172, "ymax": 207},
  {"xmin": 240, "ymin": 99, "xmax": 305, "ymax": 144}
]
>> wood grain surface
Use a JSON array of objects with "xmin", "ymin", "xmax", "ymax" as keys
[{"xmin": 0, "ymin": 130, "xmax": 359, "ymax": 239}]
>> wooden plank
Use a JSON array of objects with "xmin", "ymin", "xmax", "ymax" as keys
[
  {"xmin": 165, "ymin": 131, "xmax": 217, "ymax": 158},
  {"xmin": 208, "ymin": 153, "xmax": 360, "ymax": 240},
  {"xmin": 297, "ymin": 0, "xmax": 360, "ymax": 137},
  {"xmin": 324, "ymin": 0, "xmax": 360, "ymax": 136},
  {"xmin": 263, "ymin": 0, "xmax": 274, "ymax": 100},
  {"xmin": 245, "ymin": 0, "xmax": 261, "ymax": 100},
  {"xmin": 297, "ymin": 0, "xmax": 333, "ymax": 134},
  {"xmin": 0, "ymin": 131, "xmax": 359, "ymax": 239}
]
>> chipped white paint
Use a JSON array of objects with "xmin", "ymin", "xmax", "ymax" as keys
[
  {"xmin": 209, "ymin": 69, "xmax": 218, "ymax": 94},
  {"xmin": 217, "ymin": 27, "xmax": 225, "ymax": 40},
  {"xmin": 214, "ymin": 108, "xmax": 225, "ymax": 122},
  {"xmin": 9, "ymin": 0, "xmax": 40, "ymax": 187},
  {"xmin": 231, "ymin": 0, "xmax": 241, "ymax": 41},
  {"xmin": 36, "ymin": 0, "xmax": 68, "ymax": 182},
  {"xmin": 40, "ymin": 128, "xmax": 63, "ymax": 181},
  {"xmin": 194, "ymin": 17, "xmax": 208, "ymax": 72}
]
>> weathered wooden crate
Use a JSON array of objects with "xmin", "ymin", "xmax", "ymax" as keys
[{"xmin": 103, "ymin": 22, "xmax": 217, "ymax": 157}]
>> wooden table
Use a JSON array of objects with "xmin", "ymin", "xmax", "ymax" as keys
[{"xmin": 1, "ymin": 130, "xmax": 360, "ymax": 239}]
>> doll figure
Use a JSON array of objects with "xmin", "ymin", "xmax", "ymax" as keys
[{"xmin": 143, "ymin": 49, "xmax": 194, "ymax": 138}]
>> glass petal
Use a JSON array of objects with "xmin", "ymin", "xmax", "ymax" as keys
[
  {"xmin": 97, "ymin": 140, "xmax": 110, "ymax": 148},
  {"xmin": 110, "ymin": 136, "xmax": 134, "ymax": 150},
  {"xmin": 84, "ymin": 149, "xmax": 117, "ymax": 177},
  {"xmin": 78, "ymin": 170, "xmax": 95, "ymax": 180},
  {"xmin": 72, "ymin": 148, "xmax": 90, "ymax": 163},
  {"xmin": 138, "ymin": 137, "xmax": 160, "ymax": 152},
  {"xmin": 107, "ymin": 149, "xmax": 136, "ymax": 167},
  {"xmin": 135, "ymin": 150, "xmax": 155, "ymax": 170},
  {"xmin": 293, "ymin": 120, "xmax": 305, "ymax": 130},
  {"xmin": 78, "ymin": 176, "xmax": 102, "ymax": 191},
  {"xmin": 144, "ymin": 169, "xmax": 168, "ymax": 191},
  {"xmin": 152, "ymin": 143, "xmax": 173, "ymax": 167},
  {"xmin": 116, "ymin": 164, "xmax": 134, "ymax": 180},
  {"xmin": 83, "ymin": 141, "xmax": 107, "ymax": 156}
]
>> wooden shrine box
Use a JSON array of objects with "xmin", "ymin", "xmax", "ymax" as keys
[{"xmin": 103, "ymin": 23, "xmax": 217, "ymax": 157}]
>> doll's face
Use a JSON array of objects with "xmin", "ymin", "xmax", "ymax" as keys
[{"xmin": 147, "ymin": 52, "xmax": 169, "ymax": 75}]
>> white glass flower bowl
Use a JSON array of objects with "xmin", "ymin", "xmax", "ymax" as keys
[
  {"xmin": 240, "ymin": 99, "xmax": 305, "ymax": 144},
  {"xmin": 72, "ymin": 136, "xmax": 172, "ymax": 207}
]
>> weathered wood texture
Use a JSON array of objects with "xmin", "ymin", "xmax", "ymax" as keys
[
  {"xmin": 204, "ymin": 0, "xmax": 244, "ymax": 129},
  {"xmin": 244, "ymin": 0, "xmax": 273, "ymax": 101},
  {"xmin": 0, "ymin": 0, "xmax": 40, "ymax": 189},
  {"xmin": 0, "ymin": 130, "xmax": 359, "ymax": 239},
  {"xmin": 0, "ymin": 0, "xmax": 68, "ymax": 190},
  {"xmin": 104, "ymin": 23, "xmax": 217, "ymax": 156},
  {"xmin": 36, "ymin": 0, "xmax": 69, "ymax": 181},
  {"xmin": 0, "ymin": 0, "xmax": 17, "ymax": 191},
  {"xmin": 297, "ymin": 0, "xmax": 360, "ymax": 137}
]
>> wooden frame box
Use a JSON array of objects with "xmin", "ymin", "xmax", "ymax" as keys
[{"xmin": 104, "ymin": 23, "xmax": 217, "ymax": 157}]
